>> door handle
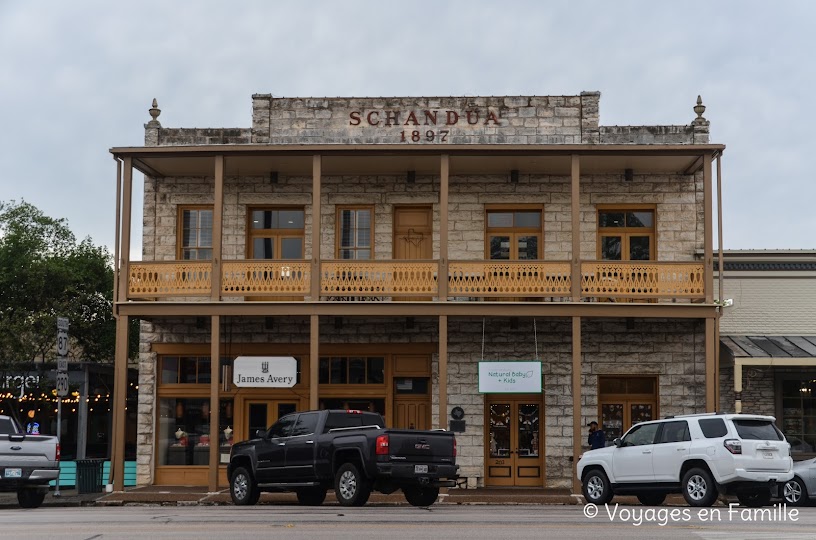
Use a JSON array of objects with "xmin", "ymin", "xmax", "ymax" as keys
[
  {"xmin": 677, "ymin": 448, "xmax": 685, "ymax": 451},
  {"xmin": 642, "ymin": 450, "xmax": 652, "ymax": 454},
  {"xmin": 305, "ymin": 440, "xmax": 314, "ymax": 444},
  {"xmin": 277, "ymin": 442, "xmax": 286, "ymax": 446}
]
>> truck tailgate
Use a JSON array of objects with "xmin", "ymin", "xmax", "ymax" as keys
[
  {"xmin": 0, "ymin": 435, "xmax": 59, "ymax": 468},
  {"xmin": 385, "ymin": 430, "xmax": 455, "ymax": 464}
]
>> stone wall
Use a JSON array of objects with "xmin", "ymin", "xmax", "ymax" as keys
[
  {"xmin": 136, "ymin": 316, "xmax": 705, "ymax": 487},
  {"xmin": 142, "ymin": 172, "xmax": 704, "ymax": 265}
]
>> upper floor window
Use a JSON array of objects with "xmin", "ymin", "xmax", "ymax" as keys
[
  {"xmin": 597, "ymin": 207, "xmax": 655, "ymax": 261},
  {"xmin": 179, "ymin": 207, "xmax": 213, "ymax": 260},
  {"xmin": 486, "ymin": 209, "xmax": 542, "ymax": 260},
  {"xmin": 248, "ymin": 208, "xmax": 305, "ymax": 259},
  {"xmin": 337, "ymin": 207, "xmax": 373, "ymax": 259}
]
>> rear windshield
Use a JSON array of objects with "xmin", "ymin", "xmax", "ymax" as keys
[
  {"xmin": 733, "ymin": 420, "xmax": 783, "ymax": 441},
  {"xmin": 324, "ymin": 412, "xmax": 384, "ymax": 433}
]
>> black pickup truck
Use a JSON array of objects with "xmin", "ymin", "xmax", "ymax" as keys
[{"xmin": 227, "ymin": 409, "xmax": 458, "ymax": 507}]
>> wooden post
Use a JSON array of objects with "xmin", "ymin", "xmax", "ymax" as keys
[
  {"xmin": 208, "ymin": 315, "xmax": 220, "ymax": 491},
  {"xmin": 118, "ymin": 158, "xmax": 133, "ymax": 303},
  {"xmin": 438, "ymin": 316, "xmax": 448, "ymax": 430},
  {"xmin": 703, "ymin": 153, "xmax": 713, "ymax": 303},
  {"xmin": 705, "ymin": 317, "xmax": 716, "ymax": 412},
  {"xmin": 310, "ymin": 315, "xmax": 319, "ymax": 410},
  {"xmin": 111, "ymin": 315, "xmax": 128, "ymax": 491},
  {"xmin": 439, "ymin": 155, "xmax": 449, "ymax": 301},
  {"xmin": 715, "ymin": 155, "xmax": 724, "ymax": 409},
  {"xmin": 571, "ymin": 155, "xmax": 581, "ymax": 301},
  {"xmin": 572, "ymin": 316, "xmax": 582, "ymax": 494},
  {"xmin": 113, "ymin": 158, "xmax": 122, "ymax": 312},
  {"xmin": 311, "ymin": 156, "xmax": 322, "ymax": 301},
  {"xmin": 211, "ymin": 156, "xmax": 224, "ymax": 301}
]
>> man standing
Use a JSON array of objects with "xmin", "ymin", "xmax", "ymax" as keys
[{"xmin": 587, "ymin": 421, "xmax": 606, "ymax": 450}]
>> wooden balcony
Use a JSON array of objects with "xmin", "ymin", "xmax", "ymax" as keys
[{"xmin": 126, "ymin": 260, "xmax": 706, "ymax": 301}]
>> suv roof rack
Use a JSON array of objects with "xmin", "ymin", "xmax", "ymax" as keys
[{"xmin": 664, "ymin": 412, "xmax": 724, "ymax": 419}]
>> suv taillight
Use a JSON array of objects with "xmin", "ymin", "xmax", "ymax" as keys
[
  {"xmin": 56, "ymin": 443, "xmax": 61, "ymax": 462},
  {"xmin": 375, "ymin": 434, "xmax": 389, "ymax": 455},
  {"xmin": 724, "ymin": 439, "xmax": 742, "ymax": 455}
]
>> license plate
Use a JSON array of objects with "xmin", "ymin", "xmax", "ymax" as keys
[
  {"xmin": 4, "ymin": 468, "xmax": 22, "ymax": 478},
  {"xmin": 762, "ymin": 451, "xmax": 774, "ymax": 459},
  {"xmin": 414, "ymin": 465, "xmax": 428, "ymax": 474}
]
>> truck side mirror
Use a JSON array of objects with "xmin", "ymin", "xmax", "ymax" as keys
[
  {"xmin": 255, "ymin": 429, "xmax": 266, "ymax": 439},
  {"xmin": 613, "ymin": 437, "xmax": 622, "ymax": 448}
]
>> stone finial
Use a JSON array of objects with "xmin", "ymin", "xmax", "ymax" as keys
[
  {"xmin": 147, "ymin": 98, "xmax": 161, "ymax": 127},
  {"xmin": 693, "ymin": 95, "xmax": 707, "ymax": 125}
]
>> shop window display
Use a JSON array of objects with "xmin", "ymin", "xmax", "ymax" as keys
[{"xmin": 158, "ymin": 398, "xmax": 234, "ymax": 466}]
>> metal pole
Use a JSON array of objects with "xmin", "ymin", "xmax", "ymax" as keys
[{"xmin": 54, "ymin": 397, "xmax": 62, "ymax": 497}]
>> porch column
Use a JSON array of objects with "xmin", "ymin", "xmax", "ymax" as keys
[
  {"xmin": 211, "ymin": 156, "xmax": 224, "ymax": 301},
  {"xmin": 208, "ymin": 315, "xmax": 221, "ymax": 491},
  {"xmin": 311, "ymin": 155, "xmax": 322, "ymax": 301},
  {"xmin": 716, "ymin": 155, "xmax": 724, "ymax": 409},
  {"xmin": 733, "ymin": 359, "xmax": 743, "ymax": 413},
  {"xmin": 111, "ymin": 315, "xmax": 129, "ymax": 491},
  {"xmin": 310, "ymin": 315, "xmax": 319, "ymax": 410},
  {"xmin": 570, "ymin": 155, "xmax": 581, "ymax": 301},
  {"xmin": 703, "ymin": 153, "xmax": 713, "ymax": 303},
  {"xmin": 113, "ymin": 158, "xmax": 122, "ymax": 308},
  {"xmin": 439, "ymin": 155, "xmax": 449, "ymax": 301},
  {"xmin": 705, "ymin": 317, "xmax": 716, "ymax": 412},
  {"xmin": 438, "ymin": 315, "xmax": 448, "ymax": 430},
  {"xmin": 117, "ymin": 157, "xmax": 133, "ymax": 303},
  {"xmin": 571, "ymin": 316, "xmax": 582, "ymax": 494}
]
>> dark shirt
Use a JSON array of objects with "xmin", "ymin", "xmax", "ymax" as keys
[{"xmin": 588, "ymin": 429, "xmax": 606, "ymax": 450}]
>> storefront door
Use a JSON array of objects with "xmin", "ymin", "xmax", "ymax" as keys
[
  {"xmin": 243, "ymin": 400, "xmax": 298, "ymax": 440},
  {"xmin": 485, "ymin": 396, "xmax": 543, "ymax": 486}
]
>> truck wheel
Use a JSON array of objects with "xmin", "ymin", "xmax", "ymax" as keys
[
  {"xmin": 230, "ymin": 466, "xmax": 260, "ymax": 506},
  {"xmin": 403, "ymin": 485, "xmax": 439, "ymax": 507},
  {"xmin": 737, "ymin": 489, "xmax": 772, "ymax": 508},
  {"xmin": 681, "ymin": 467, "xmax": 717, "ymax": 507},
  {"xmin": 17, "ymin": 489, "xmax": 46, "ymax": 509},
  {"xmin": 582, "ymin": 469, "xmax": 613, "ymax": 505},
  {"xmin": 334, "ymin": 462, "xmax": 371, "ymax": 507},
  {"xmin": 296, "ymin": 487, "xmax": 327, "ymax": 506}
]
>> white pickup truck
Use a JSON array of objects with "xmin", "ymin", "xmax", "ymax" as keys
[{"xmin": 0, "ymin": 414, "xmax": 60, "ymax": 508}]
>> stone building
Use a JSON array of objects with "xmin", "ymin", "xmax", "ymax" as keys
[{"xmin": 107, "ymin": 92, "xmax": 725, "ymax": 492}]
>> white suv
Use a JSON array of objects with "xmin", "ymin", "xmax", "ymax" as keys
[{"xmin": 577, "ymin": 413, "xmax": 793, "ymax": 507}]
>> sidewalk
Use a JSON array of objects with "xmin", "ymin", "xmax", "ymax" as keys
[{"xmin": 1, "ymin": 486, "xmax": 584, "ymax": 508}]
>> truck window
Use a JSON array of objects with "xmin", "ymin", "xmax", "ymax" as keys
[
  {"xmin": 733, "ymin": 419, "xmax": 783, "ymax": 441},
  {"xmin": 268, "ymin": 414, "xmax": 296, "ymax": 438},
  {"xmin": 698, "ymin": 418, "xmax": 728, "ymax": 438},
  {"xmin": 0, "ymin": 417, "xmax": 17, "ymax": 434},
  {"xmin": 291, "ymin": 412, "xmax": 319, "ymax": 436},
  {"xmin": 323, "ymin": 412, "xmax": 385, "ymax": 433}
]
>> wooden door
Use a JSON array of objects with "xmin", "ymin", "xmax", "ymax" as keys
[
  {"xmin": 393, "ymin": 207, "xmax": 432, "ymax": 301},
  {"xmin": 393, "ymin": 397, "xmax": 431, "ymax": 430},
  {"xmin": 241, "ymin": 400, "xmax": 298, "ymax": 441},
  {"xmin": 485, "ymin": 396, "xmax": 543, "ymax": 486}
]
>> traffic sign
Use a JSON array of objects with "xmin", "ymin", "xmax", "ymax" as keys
[
  {"xmin": 57, "ymin": 358, "xmax": 68, "ymax": 372},
  {"xmin": 57, "ymin": 330, "xmax": 68, "ymax": 357},
  {"xmin": 56, "ymin": 372, "xmax": 69, "ymax": 397},
  {"xmin": 57, "ymin": 317, "xmax": 69, "ymax": 331}
]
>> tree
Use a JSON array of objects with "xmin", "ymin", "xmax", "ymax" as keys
[{"xmin": 0, "ymin": 200, "xmax": 124, "ymax": 368}]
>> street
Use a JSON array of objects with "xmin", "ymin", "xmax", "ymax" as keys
[{"xmin": 0, "ymin": 504, "xmax": 813, "ymax": 539}]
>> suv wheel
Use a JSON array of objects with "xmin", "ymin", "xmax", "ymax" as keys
[
  {"xmin": 334, "ymin": 462, "xmax": 371, "ymax": 507},
  {"xmin": 737, "ymin": 489, "xmax": 772, "ymax": 508},
  {"xmin": 636, "ymin": 493, "xmax": 666, "ymax": 506},
  {"xmin": 230, "ymin": 466, "xmax": 260, "ymax": 506},
  {"xmin": 783, "ymin": 477, "xmax": 807, "ymax": 506},
  {"xmin": 582, "ymin": 469, "xmax": 613, "ymax": 505},
  {"xmin": 682, "ymin": 467, "xmax": 717, "ymax": 507}
]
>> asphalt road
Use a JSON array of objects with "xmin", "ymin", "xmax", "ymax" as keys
[{"xmin": 0, "ymin": 504, "xmax": 813, "ymax": 539}]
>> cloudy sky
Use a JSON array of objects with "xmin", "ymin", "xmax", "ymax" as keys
[{"xmin": 1, "ymin": 0, "xmax": 813, "ymax": 256}]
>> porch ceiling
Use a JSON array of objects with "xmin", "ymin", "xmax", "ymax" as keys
[{"xmin": 110, "ymin": 144, "xmax": 724, "ymax": 178}]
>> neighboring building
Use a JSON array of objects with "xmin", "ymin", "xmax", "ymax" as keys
[
  {"xmin": 718, "ymin": 250, "xmax": 816, "ymax": 457},
  {"xmin": 108, "ymin": 92, "xmax": 724, "ymax": 492}
]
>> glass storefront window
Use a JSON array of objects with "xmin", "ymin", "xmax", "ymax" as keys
[
  {"xmin": 157, "ymin": 397, "xmax": 234, "ymax": 466},
  {"xmin": 318, "ymin": 357, "xmax": 385, "ymax": 385},
  {"xmin": 781, "ymin": 378, "xmax": 816, "ymax": 454}
]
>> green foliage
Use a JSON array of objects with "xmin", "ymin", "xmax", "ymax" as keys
[{"xmin": 0, "ymin": 200, "xmax": 123, "ymax": 365}]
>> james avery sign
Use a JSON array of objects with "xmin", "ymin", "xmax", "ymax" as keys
[
  {"xmin": 233, "ymin": 356, "xmax": 296, "ymax": 388},
  {"xmin": 478, "ymin": 362, "xmax": 542, "ymax": 393}
]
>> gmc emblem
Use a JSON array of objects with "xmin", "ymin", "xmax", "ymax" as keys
[{"xmin": 415, "ymin": 443, "xmax": 430, "ymax": 450}]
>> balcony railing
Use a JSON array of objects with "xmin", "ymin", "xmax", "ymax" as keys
[{"xmin": 126, "ymin": 260, "xmax": 706, "ymax": 301}]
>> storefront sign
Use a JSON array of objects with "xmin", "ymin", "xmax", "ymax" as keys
[
  {"xmin": 478, "ymin": 362, "xmax": 542, "ymax": 393},
  {"xmin": 233, "ymin": 356, "xmax": 296, "ymax": 388}
]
